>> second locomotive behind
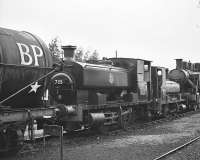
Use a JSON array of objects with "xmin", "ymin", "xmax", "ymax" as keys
[{"xmin": 168, "ymin": 59, "xmax": 200, "ymax": 110}]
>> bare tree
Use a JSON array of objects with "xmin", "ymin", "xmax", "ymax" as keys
[
  {"xmin": 74, "ymin": 48, "xmax": 95, "ymax": 62},
  {"xmin": 49, "ymin": 40, "xmax": 100, "ymax": 63},
  {"xmin": 83, "ymin": 51, "xmax": 90, "ymax": 62},
  {"xmin": 89, "ymin": 50, "xmax": 99, "ymax": 61},
  {"xmin": 49, "ymin": 37, "xmax": 63, "ymax": 59}
]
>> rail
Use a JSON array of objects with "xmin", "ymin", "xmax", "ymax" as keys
[{"xmin": 153, "ymin": 135, "xmax": 200, "ymax": 160}]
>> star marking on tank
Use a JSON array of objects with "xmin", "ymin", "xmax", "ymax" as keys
[{"xmin": 29, "ymin": 82, "xmax": 41, "ymax": 93}]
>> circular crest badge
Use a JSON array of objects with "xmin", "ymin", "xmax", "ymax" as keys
[{"xmin": 109, "ymin": 73, "xmax": 114, "ymax": 84}]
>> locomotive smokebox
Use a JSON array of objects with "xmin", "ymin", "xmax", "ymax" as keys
[
  {"xmin": 61, "ymin": 45, "xmax": 76, "ymax": 60},
  {"xmin": 168, "ymin": 69, "xmax": 189, "ymax": 82}
]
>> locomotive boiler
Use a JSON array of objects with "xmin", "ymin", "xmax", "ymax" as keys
[{"xmin": 0, "ymin": 27, "xmax": 53, "ymax": 108}]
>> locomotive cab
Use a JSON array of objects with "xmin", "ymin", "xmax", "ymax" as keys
[
  {"xmin": 151, "ymin": 66, "xmax": 182, "ymax": 115},
  {"xmin": 110, "ymin": 58, "xmax": 151, "ymax": 102}
]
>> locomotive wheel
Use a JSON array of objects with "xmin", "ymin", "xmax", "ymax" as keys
[
  {"xmin": 145, "ymin": 110, "xmax": 153, "ymax": 122},
  {"xmin": 198, "ymin": 103, "xmax": 200, "ymax": 109},
  {"xmin": 91, "ymin": 124, "xmax": 109, "ymax": 135},
  {"xmin": 98, "ymin": 124, "xmax": 109, "ymax": 134},
  {"xmin": 162, "ymin": 105, "xmax": 169, "ymax": 117},
  {"xmin": 119, "ymin": 113, "xmax": 132, "ymax": 131},
  {"xmin": 192, "ymin": 104, "xmax": 198, "ymax": 111}
]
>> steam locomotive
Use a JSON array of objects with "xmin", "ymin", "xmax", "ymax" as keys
[{"xmin": 0, "ymin": 27, "xmax": 200, "ymax": 154}]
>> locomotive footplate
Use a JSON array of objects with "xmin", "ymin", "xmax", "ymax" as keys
[{"xmin": 83, "ymin": 100, "xmax": 152, "ymax": 110}]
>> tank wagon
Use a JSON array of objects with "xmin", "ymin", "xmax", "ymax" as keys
[
  {"xmin": 1, "ymin": 27, "xmax": 200, "ymax": 154},
  {"xmin": 0, "ymin": 27, "xmax": 56, "ymax": 153}
]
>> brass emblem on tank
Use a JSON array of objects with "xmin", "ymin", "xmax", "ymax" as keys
[{"xmin": 109, "ymin": 73, "xmax": 114, "ymax": 84}]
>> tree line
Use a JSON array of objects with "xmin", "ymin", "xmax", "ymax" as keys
[{"xmin": 49, "ymin": 37, "xmax": 99, "ymax": 62}]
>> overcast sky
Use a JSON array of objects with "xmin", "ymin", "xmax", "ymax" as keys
[{"xmin": 1, "ymin": 0, "xmax": 200, "ymax": 68}]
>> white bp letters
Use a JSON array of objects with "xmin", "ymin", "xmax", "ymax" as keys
[
  {"xmin": 31, "ymin": 45, "xmax": 43, "ymax": 66},
  {"xmin": 16, "ymin": 43, "xmax": 33, "ymax": 65},
  {"xmin": 16, "ymin": 43, "xmax": 43, "ymax": 66}
]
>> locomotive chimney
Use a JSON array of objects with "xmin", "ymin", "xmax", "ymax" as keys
[
  {"xmin": 175, "ymin": 59, "xmax": 183, "ymax": 70},
  {"xmin": 61, "ymin": 45, "xmax": 76, "ymax": 60}
]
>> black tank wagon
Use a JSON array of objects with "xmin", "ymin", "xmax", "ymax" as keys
[{"xmin": 0, "ymin": 27, "xmax": 55, "ymax": 153}]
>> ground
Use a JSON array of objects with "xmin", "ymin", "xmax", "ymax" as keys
[{"xmin": 3, "ymin": 112, "xmax": 200, "ymax": 160}]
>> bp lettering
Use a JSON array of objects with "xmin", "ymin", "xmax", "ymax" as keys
[
  {"xmin": 31, "ymin": 45, "xmax": 43, "ymax": 66},
  {"xmin": 16, "ymin": 43, "xmax": 32, "ymax": 65},
  {"xmin": 16, "ymin": 43, "xmax": 43, "ymax": 66}
]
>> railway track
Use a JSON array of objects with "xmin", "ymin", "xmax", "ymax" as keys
[{"xmin": 153, "ymin": 135, "xmax": 200, "ymax": 160}]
